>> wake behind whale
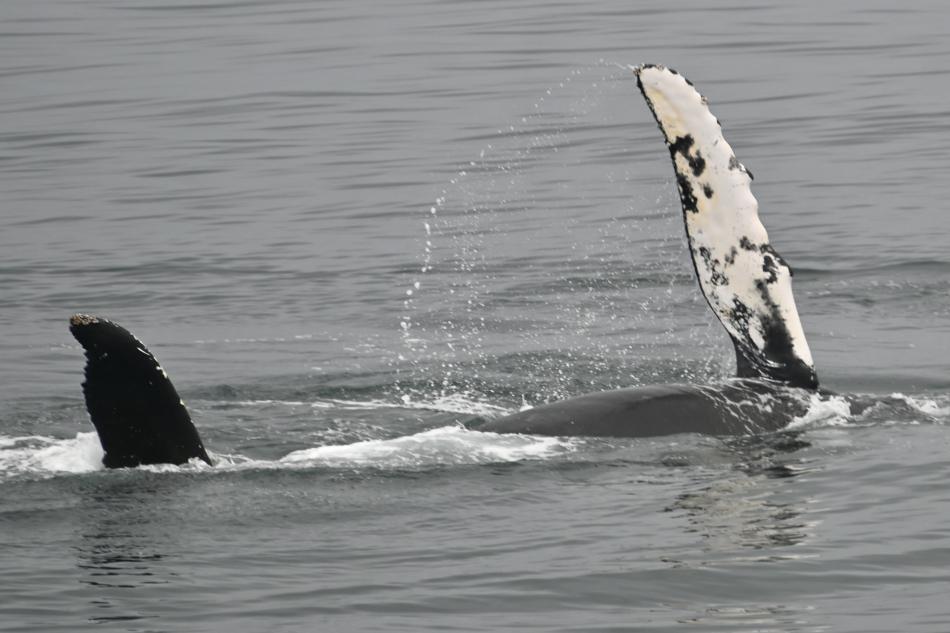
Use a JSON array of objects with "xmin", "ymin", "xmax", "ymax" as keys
[{"xmin": 68, "ymin": 65, "xmax": 826, "ymax": 469}]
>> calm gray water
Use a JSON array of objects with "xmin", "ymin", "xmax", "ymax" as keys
[{"xmin": 2, "ymin": 1, "xmax": 950, "ymax": 631}]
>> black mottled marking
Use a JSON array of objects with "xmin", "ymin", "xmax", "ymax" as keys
[
  {"xmin": 714, "ymin": 246, "xmax": 815, "ymax": 388},
  {"xmin": 669, "ymin": 134, "xmax": 694, "ymax": 157},
  {"xmin": 724, "ymin": 246, "xmax": 738, "ymax": 266},
  {"xmin": 728, "ymin": 288, "xmax": 818, "ymax": 389},
  {"xmin": 697, "ymin": 246, "xmax": 728, "ymax": 286},
  {"xmin": 730, "ymin": 298, "xmax": 753, "ymax": 329},
  {"xmin": 760, "ymin": 243, "xmax": 792, "ymax": 276},
  {"xmin": 691, "ymin": 152, "xmax": 706, "ymax": 177},
  {"xmin": 739, "ymin": 236, "xmax": 758, "ymax": 252},
  {"xmin": 668, "ymin": 135, "xmax": 706, "ymax": 177},
  {"xmin": 636, "ymin": 70, "xmax": 705, "ymax": 220},
  {"xmin": 676, "ymin": 173, "xmax": 698, "ymax": 213},
  {"xmin": 761, "ymin": 253, "xmax": 779, "ymax": 284},
  {"xmin": 752, "ymin": 282, "xmax": 817, "ymax": 389},
  {"xmin": 703, "ymin": 183, "xmax": 714, "ymax": 198},
  {"xmin": 727, "ymin": 155, "xmax": 754, "ymax": 180}
]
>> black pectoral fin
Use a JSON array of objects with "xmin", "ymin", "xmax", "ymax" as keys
[{"xmin": 69, "ymin": 314, "xmax": 212, "ymax": 468}]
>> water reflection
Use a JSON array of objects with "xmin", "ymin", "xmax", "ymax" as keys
[
  {"xmin": 73, "ymin": 475, "xmax": 181, "ymax": 624},
  {"xmin": 76, "ymin": 531, "xmax": 168, "ymax": 590},
  {"xmin": 671, "ymin": 479, "xmax": 810, "ymax": 552},
  {"xmin": 667, "ymin": 432, "xmax": 817, "ymax": 556},
  {"xmin": 679, "ymin": 603, "xmax": 819, "ymax": 632},
  {"xmin": 726, "ymin": 431, "xmax": 814, "ymax": 479},
  {"xmin": 661, "ymin": 433, "xmax": 821, "ymax": 630}
]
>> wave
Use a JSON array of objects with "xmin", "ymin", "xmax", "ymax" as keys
[
  {"xmin": 278, "ymin": 426, "xmax": 574, "ymax": 467},
  {"xmin": 0, "ymin": 425, "xmax": 576, "ymax": 481},
  {"xmin": 2, "ymin": 390, "xmax": 945, "ymax": 481},
  {"xmin": 786, "ymin": 391, "xmax": 950, "ymax": 430},
  {"xmin": 786, "ymin": 394, "xmax": 855, "ymax": 430},
  {"xmin": 0, "ymin": 432, "xmax": 105, "ymax": 478}
]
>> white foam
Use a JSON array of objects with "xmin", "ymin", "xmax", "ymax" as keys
[
  {"xmin": 888, "ymin": 393, "xmax": 950, "ymax": 419},
  {"xmin": 280, "ymin": 425, "xmax": 576, "ymax": 468},
  {"xmin": 786, "ymin": 393, "xmax": 854, "ymax": 430},
  {"xmin": 0, "ymin": 432, "xmax": 104, "ymax": 478},
  {"xmin": 395, "ymin": 393, "xmax": 512, "ymax": 417},
  {"xmin": 138, "ymin": 456, "xmax": 215, "ymax": 474},
  {"xmin": 0, "ymin": 424, "xmax": 575, "ymax": 478}
]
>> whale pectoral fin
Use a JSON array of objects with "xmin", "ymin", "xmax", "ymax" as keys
[
  {"xmin": 69, "ymin": 314, "xmax": 212, "ymax": 468},
  {"xmin": 635, "ymin": 65, "xmax": 818, "ymax": 390}
]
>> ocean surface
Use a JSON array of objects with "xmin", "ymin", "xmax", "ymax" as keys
[{"xmin": 2, "ymin": 1, "xmax": 950, "ymax": 631}]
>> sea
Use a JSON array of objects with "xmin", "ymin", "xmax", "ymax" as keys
[{"xmin": 2, "ymin": 1, "xmax": 949, "ymax": 631}]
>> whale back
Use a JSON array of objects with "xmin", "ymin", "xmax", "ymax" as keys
[
  {"xmin": 636, "ymin": 65, "xmax": 818, "ymax": 389},
  {"xmin": 69, "ymin": 314, "xmax": 212, "ymax": 468}
]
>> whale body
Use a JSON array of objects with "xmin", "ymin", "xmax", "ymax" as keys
[{"xmin": 475, "ymin": 381, "xmax": 811, "ymax": 438}]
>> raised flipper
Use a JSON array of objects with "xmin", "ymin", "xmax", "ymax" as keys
[
  {"xmin": 69, "ymin": 314, "xmax": 212, "ymax": 468},
  {"xmin": 635, "ymin": 65, "xmax": 818, "ymax": 389}
]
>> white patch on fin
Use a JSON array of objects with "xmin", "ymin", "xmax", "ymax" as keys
[{"xmin": 635, "ymin": 65, "xmax": 817, "ymax": 389}]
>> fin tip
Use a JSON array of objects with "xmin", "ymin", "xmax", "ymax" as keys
[{"xmin": 70, "ymin": 314, "xmax": 101, "ymax": 328}]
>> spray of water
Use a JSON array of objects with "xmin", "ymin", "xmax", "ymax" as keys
[{"xmin": 393, "ymin": 61, "xmax": 732, "ymax": 409}]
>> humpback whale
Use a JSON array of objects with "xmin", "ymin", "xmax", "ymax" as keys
[{"xmin": 68, "ymin": 65, "xmax": 820, "ymax": 468}]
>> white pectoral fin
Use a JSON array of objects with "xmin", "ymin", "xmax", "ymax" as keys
[{"xmin": 635, "ymin": 65, "xmax": 818, "ymax": 389}]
